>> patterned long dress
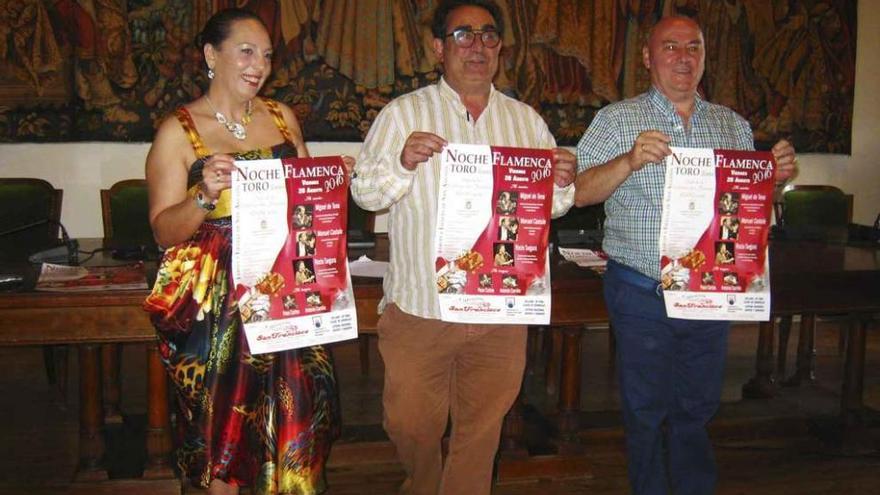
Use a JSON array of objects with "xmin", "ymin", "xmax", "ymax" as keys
[{"xmin": 145, "ymin": 99, "xmax": 340, "ymax": 494}]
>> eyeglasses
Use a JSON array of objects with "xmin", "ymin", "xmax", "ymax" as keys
[{"xmin": 445, "ymin": 28, "xmax": 501, "ymax": 48}]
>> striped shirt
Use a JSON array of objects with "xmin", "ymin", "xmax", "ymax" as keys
[
  {"xmin": 575, "ymin": 86, "xmax": 754, "ymax": 281},
  {"xmin": 352, "ymin": 77, "xmax": 575, "ymax": 319}
]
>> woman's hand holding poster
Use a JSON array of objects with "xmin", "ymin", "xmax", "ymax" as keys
[
  {"xmin": 231, "ymin": 157, "xmax": 358, "ymax": 353},
  {"xmin": 660, "ymin": 147, "xmax": 775, "ymax": 321},
  {"xmin": 435, "ymin": 144, "xmax": 554, "ymax": 325}
]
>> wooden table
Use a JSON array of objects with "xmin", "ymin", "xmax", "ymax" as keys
[
  {"xmin": 0, "ymin": 237, "xmax": 608, "ymax": 483},
  {"xmin": 0, "ymin": 259, "xmax": 170, "ymax": 482},
  {"xmin": 9, "ymin": 238, "xmax": 871, "ymax": 481},
  {"xmin": 540, "ymin": 240, "xmax": 879, "ymax": 443},
  {"xmin": 742, "ymin": 240, "xmax": 880, "ymax": 445}
]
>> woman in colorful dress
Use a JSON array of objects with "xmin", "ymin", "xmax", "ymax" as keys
[{"xmin": 143, "ymin": 9, "xmax": 349, "ymax": 495}]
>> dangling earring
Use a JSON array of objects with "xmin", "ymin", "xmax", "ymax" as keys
[{"xmin": 208, "ymin": 68, "xmax": 215, "ymax": 80}]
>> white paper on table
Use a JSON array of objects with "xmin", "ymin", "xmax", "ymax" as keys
[
  {"xmin": 557, "ymin": 247, "xmax": 608, "ymax": 268},
  {"xmin": 38, "ymin": 263, "xmax": 89, "ymax": 282},
  {"xmin": 348, "ymin": 255, "xmax": 389, "ymax": 278}
]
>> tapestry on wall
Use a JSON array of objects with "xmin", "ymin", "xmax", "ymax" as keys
[{"xmin": 0, "ymin": 0, "xmax": 856, "ymax": 153}]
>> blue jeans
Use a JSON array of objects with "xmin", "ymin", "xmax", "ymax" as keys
[{"xmin": 604, "ymin": 261, "xmax": 729, "ymax": 495}]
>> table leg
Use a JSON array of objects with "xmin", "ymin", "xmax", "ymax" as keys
[
  {"xmin": 775, "ymin": 316, "xmax": 792, "ymax": 378},
  {"xmin": 557, "ymin": 326, "xmax": 582, "ymax": 436},
  {"xmin": 500, "ymin": 392, "xmax": 527, "ymax": 457},
  {"xmin": 143, "ymin": 341, "xmax": 174, "ymax": 479},
  {"xmin": 785, "ymin": 314, "xmax": 816, "ymax": 386},
  {"xmin": 358, "ymin": 336, "xmax": 371, "ymax": 376},
  {"xmin": 44, "ymin": 345, "xmax": 70, "ymax": 405},
  {"xmin": 840, "ymin": 317, "xmax": 867, "ymax": 442},
  {"xmin": 742, "ymin": 320, "xmax": 777, "ymax": 399},
  {"xmin": 75, "ymin": 344, "xmax": 108, "ymax": 482},
  {"xmin": 101, "ymin": 343, "xmax": 123, "ymax": 424},
  {"xmin": 545, "ymin": 330, "xmax": 562, "ymax": 395}
]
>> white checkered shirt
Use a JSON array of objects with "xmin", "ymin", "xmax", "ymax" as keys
[{"xmin": 576, "ymin": 86, "xmax": 754, "ymax": 281}]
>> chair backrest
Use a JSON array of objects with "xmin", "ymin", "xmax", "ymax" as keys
[
  {"xmin": 781, "ymin": 185, "xmax": 851, "ymax": 243},
  {"xmin": 551, "ymin": 203, "xmax": 606, "ymax": 247},
  {"xmin": 347, "ymin": 193, "xmax": 376, "ymax": 249},
  {"xmin": 0, "ymin": 178, "xmax": 63, "ymax": 261},
  {"xmin": 100, "ymin": 179, "xmax": 153, "ymax": 245}
]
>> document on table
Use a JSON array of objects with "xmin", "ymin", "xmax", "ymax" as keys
[
  {"xmin": 349, "ymin": 255, "xmax": 388, "ymax": 278},
  {"xmin": 36, "ymin": 262, "xmax": 148, "ymax": 291},
  {"xmin": 558, "ymin": 247, "xmax": 608, "ymax": 268}
]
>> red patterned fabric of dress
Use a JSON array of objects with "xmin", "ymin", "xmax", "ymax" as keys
[{"xmin": 145, "ymin": 103, "xmax": 340, "ymax": 494}]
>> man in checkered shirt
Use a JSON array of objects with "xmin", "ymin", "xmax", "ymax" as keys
[{"xmin": 574, "ymin": 16, "xmax": 797, "ymax": 495}]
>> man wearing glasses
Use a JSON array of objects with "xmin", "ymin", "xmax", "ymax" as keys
[{"xmin": 352, "ymin": 1, "xmax": 575, "ymax": 493}]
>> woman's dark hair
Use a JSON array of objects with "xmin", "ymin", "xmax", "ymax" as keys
[
  {"xmin": 431, "ymin": 0, "xmax": 504, "ymax": 40},
  {"xmin": 196, "ymin": 8, "xmax": 266, "ymax": 49}
]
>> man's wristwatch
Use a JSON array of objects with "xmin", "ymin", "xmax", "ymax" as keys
[{"xmin": 195, "ymin": 190, "xmax": 217, "ymax": 211}]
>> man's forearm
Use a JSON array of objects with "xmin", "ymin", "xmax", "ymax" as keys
[{"xmin": 574, "ymin": 154, "xmax": 633, "ymax": 206}]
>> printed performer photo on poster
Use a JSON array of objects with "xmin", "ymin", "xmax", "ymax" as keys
[
  {"xmin": 294, "ymin": 259, "xmax": 316, "ymax": 285},
  {"xmin": 282, "ymin": 294, "xmax": 298, "ymax": 311},
  {"xmin": 718, "ymin": 192, "xmax": 739, "ymax": 215},
  {"xmin": 714, "ymin": 241, "xmax": 735, "ymax": 265},
  {"xmin": 296, "ymin": 230, "xmax": 317, "ymax": 257},
  {"xmin": 722, "ymin": 272, "xmax": 739, "ymax": 287},
  {"xmin": 495, "ymin": 190, "xmax": 518, "ymax": 214},
  {"xmin": 719, "ymin": 216, "xmax": 739, "ymax": 240},
  {"xmin": 493, "ymin": 243, "xmax": 514, "ymax": 266},
  {"xmin": 701, "ymin": 271, "xmax": 715, "ymax": 286},
  {"xmin": 498, "ymin": 216, "xmax": 518, "ymax": 241},
  {"xmin": 292, "ymin": 204, "xmax": 313, "ymax": 229}
]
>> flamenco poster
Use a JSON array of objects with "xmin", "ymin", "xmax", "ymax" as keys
[
  {"xmin": 231, "ymin": 156, "xmax": 358, "ymax": 354},
  {"xmin": 659, "ymin": 147, "xmax": 776, "ymax": 321},
  {"xmin": 435, "ymin": 144, "xmax": 554, "ymax": 325}
]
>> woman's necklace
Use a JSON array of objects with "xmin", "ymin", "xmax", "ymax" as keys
[{"xmin": 205, "ymin": 95, "xmax": 253, "ymax": 140}]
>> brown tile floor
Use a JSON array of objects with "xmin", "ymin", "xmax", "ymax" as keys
[{"xmin": 1, "ymin": 320, "xmax": 879, "ymax": 494}]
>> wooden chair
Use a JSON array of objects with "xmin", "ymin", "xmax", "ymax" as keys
[
  {"xmin": 0, "ymin": 178, "xmax": 67, "ymax": 399},
  {"xmin": 0, "ymin": 178, "xmax": 63, "ymax": 260},
  {"xmin": 99, "ymin": 179, "xmax": 151, "ymax": 422},
  {"xmin": 777, "ymin": 184, "xmax": 850, "ymax": 244},
  {"xmin": 101, "ymin": 179, "xmax": 152, "ymax": 246},
  {"xmin": 774, "ymin": 185, "xmax": 853, "ymax": 385}
]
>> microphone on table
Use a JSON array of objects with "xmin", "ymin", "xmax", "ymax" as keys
[{"xmin": 0, "ymin": 218, "xmax": 79, "ymax": 265}]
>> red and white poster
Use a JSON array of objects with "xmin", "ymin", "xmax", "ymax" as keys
[
  {"xmin": 231, "ymin": 157, "xmax": 358, "ymax": 353},
  {"xmin": 435, "ymin": 144, "xmax": 554, "ymax": 324},
  {"xmin": 659, "ymin": 147, "xmax": 775, "ymax": 321}
]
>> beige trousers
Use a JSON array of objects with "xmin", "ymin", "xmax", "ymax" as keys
[{"xmin": 377, "ymin": 304, "xmax": 527, "ymax": 495}]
